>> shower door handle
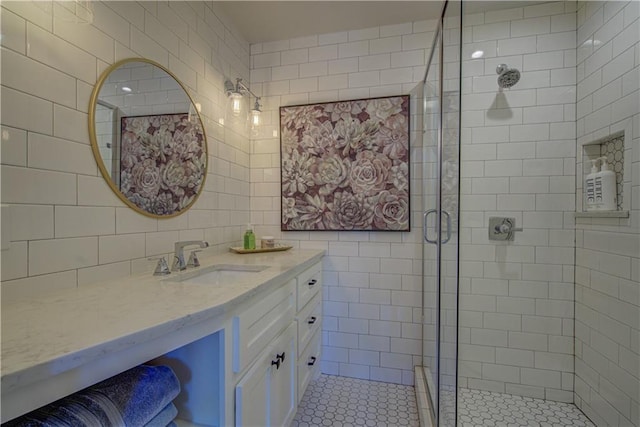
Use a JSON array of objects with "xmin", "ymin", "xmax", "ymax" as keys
[
  {"xmin": 424, "ymin": 210, "xmax": 452, "ymax": 244},
  {"xmin": 423, "ymin": 210, "xmax": 437, "ymax": 244},
  {"xmin": 441, "ymin": 210, "xmax": 452, "ymax": 244}
]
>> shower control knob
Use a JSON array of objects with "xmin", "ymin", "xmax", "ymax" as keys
[
  {"xmin": 495, "ymin": 223, "xmax": 521, "ymax": 233},
  {"xmin": 489, "ymin": 217, "xmax": 523, "ymax": 241}
]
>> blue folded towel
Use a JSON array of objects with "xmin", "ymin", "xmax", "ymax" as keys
[
  {"xmin": 143, "ymin": 403, "xmax": 177, "ymax": 427},
  {"xmin": 4, "ymin": 365, "xmax": 180, "ymax": 427}
]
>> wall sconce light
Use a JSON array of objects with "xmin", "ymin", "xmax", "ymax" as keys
[
  {"xmin": 224, "ymin": 77, "xmax": 262, "ymax": 134},
  {"xmin": 250, "ymin": 98, "xmax": 262, "ymax": 130}
]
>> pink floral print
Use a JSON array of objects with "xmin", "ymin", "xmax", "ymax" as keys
[
  {"xmin": 280, "ymin": 95, "xmax": 410, "ymax": 231},
  {"xmin": 120, "ymin": 113, "xmax": 205, "ymax": 216}
]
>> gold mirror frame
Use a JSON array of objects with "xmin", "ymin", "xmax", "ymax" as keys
[{"xmin": 88, "ymin": 58, "xmax": 208, "ymax": 219}]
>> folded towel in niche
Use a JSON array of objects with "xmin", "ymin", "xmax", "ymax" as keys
[
  {"xmin": 143, "ymin": 403, "xmax": 177, "ymax": 427},
  {"xmin": 4, "ymin": 365, "xmax": 180, "ymax": 427}
]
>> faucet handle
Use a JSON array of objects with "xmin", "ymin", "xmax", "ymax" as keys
[
  {"xmin": 172, "ymin": 255, "xmax": 185, "ymax": 272},
  {"xmin": 187, "ymin": 250, "xmax": 202, "ymax": 268},
  {"xmin": 148, "ymin": 257, "xmax": 171, "ymax": 276}
]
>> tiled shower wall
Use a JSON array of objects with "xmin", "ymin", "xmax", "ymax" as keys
[
  {"xmin": 574, "ymin": 1, "xmax": 640, "ymax": 426},
  {"xmin": 457, "ymin": 2, "xmax": 578, "ymax": 402},
  {"xmin": 0, "ymin": 1, "xmax": 252, "ymax": 299},
  {"xmin": 248, "ymin": 21, "xmax": 436, "ymax": 385}
]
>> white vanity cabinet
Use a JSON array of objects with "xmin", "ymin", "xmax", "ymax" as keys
[
  {"xmin": 1, "ymin": 250, "xmax": 324, "ymax": 427},
  {"xmin": 233, "ymin": 261, "xmax": 322, "ymax": 426}
]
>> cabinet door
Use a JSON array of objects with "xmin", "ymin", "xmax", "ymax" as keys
[
  {"xmin": 235, "ymin": 323, "xmax": 296, "ymax": 427},
  {"xmin": 270, "ymin": 323, "xmax": 296, "ymax": 427},
  {"xmin": 233, "ymin": 281, "xmax": 295, "ymax": 374},
  {"xmin": 235, "ymin": 354, "xmax": 269, "ymax": 427}
]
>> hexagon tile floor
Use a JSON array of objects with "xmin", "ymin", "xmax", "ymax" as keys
[
  {"xmin": 291, "ymin": 374, "xmax": 420, "ymax": 427},
  {"xmin": 291, "ymin": 375, "xmax": 595, "ymax": 427},
  {"xmin": 456, "ymin": 388, "xmax": 595, "ymax": 427}
]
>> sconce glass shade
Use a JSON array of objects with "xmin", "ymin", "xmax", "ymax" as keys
[
  {"xmin": 251, "ymin": 109, "xmax": 261, "ymax": 126},
  {"xmin": 250, "ymin": 109, "xmax": 261, "ymax": 136},
  {"xmin": 225, "ymin": 90, "xmax": 247, "ymax": 130},
  {"xmin": 250, "ymin": 97, "xmax": 262, "ymax": 136},
  {"xmin": 229, "ymin": 92, "xmax": 243, "ymax": 117}
]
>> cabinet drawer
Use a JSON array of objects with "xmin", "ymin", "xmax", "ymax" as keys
[
  {"xmin": 297, "ymin": 329, "xmax": 321, "ymax": 404},
  {"xmin": 296, "ymin": 292, "xmax": 321, "ymax": 357},
  {"xmin": 296, "ymin": 262, "xmax": 321, "ymax": 311},
  {"xmin": 233, "ymin": 280, "xmax": 295, "ymax": 373}
]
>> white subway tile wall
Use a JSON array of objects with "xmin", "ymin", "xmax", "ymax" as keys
[
  {"xmin": 249, "ymin": 17, "xmax": 437, "ymax": 385},
  {"xmin": 1, "ymin": 1, "xmax": 638, "ymax": 419},
  {"xmin": 574, "ymin": 2, "xmax": 640, "ymax": 426},
  {"xmin": 456, "ymin": 1, "xmax": 578, "ymax": 402},
  {"xmin": 0, "ymin": 2, "xmax": 252, "ymax": 297}
]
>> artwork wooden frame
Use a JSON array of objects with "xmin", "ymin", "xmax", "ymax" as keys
[
  {"xmin": 119, "ymin": 113, "xmax": 206, "ymax": 216},
  {"xmin": 280, "ymin": 95, "xmax": 410, "ymax": 231}
]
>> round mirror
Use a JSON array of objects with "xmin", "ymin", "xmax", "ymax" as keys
[{"xmin": 89, "ymin": 58, "xmax": 207, "ymax": 218}]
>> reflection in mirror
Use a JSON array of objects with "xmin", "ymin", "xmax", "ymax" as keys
[
  {"xmin": 89, "ymin": 59, "xmax": 207, "ymax": 218},
  {"xmin": 95, "ymin": 101, "xmax": 118, "ymax": 181}
]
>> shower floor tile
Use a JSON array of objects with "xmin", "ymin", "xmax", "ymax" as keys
[
  {"xmin": 457, "ymin": 388, "xmax": 595, "ymax": 427},
  {"xmin": 291, "ymin": 374, "xmax": 420, "ymax": 427}
]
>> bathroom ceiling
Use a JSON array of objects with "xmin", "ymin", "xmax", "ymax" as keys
[
  {"xmin": 216, "ymin": 1, "xmax": 552, "ymax": 44},
  {"xmin": 216, "ymin": 1, "xmax": 443, "ymax": 43}
]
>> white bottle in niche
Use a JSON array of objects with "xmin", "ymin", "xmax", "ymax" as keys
[
  {"xmin": 595, "ymin": 156, "xmax": 617, "ymax": 211},
  {"xmin": 584, "ymin": 159, "xmax": 599, "ymax": 211}
]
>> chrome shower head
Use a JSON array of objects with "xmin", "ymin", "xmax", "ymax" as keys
[{"xmin": 496, "ymin": 64, "xmax": 520, "ymax": 89}]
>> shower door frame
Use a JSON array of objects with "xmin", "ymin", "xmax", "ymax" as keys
[{"xmin": 421, "ymin": 1, "xmax": 462, "ymax": 425}]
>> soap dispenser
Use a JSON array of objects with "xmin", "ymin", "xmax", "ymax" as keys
[
  {"xmin": 584, "ymin": 159, "xmax": 599, "ymax": 211},
  {"xmin": 595, "ymin": 156, "xmax": 617, "ymax": 211},
  {"xmin": 243, "ymin": 224, "xmax": 256, "ymax": 250}
]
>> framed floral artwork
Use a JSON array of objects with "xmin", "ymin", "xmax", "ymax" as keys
[
  {"xmin": 280, "ymin": 95, "xmax": 410, "ymax": 231},
  {"xmin": 120, "ymin": 113, "xmax": 206, "ymax": 216}
]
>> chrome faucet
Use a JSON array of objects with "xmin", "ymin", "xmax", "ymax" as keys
[{"xmin": 173, "ymin": 241, "xmax": 209, "ymax": 271}]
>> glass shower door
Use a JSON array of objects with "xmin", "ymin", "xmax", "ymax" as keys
[
  {"xmin": 422, "ymin": 22, "xmax": 441, "ymax": 420},
  {"xmin": 422, "ymin": 1, "xmax": 462, "ymax": 426}
]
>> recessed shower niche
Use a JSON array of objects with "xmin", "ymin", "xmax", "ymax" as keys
[{"xmin": 579, "ymin": 130, "xmax": 628, "ymax": 215}]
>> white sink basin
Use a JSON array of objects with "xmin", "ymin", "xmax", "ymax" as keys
[{"xmin": 166, "ymin": 264, "xmax": 269, "ymax": 285}]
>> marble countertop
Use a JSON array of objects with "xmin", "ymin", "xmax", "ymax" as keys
[{"xmin": 1, "ymin": 249, "xmax": 324, "ymax": 396}]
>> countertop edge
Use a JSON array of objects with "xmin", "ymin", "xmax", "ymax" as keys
[{"xmin": 1, "ymin": 249, "xmax": 325, "ymax": 397}]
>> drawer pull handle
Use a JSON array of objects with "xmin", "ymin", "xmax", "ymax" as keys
[
  {"xmin": 308, "ymin": 316, "xmax": 317, "ymax": 325},
  {"xmin": 277, "ymin": 352, "xmax": 286, "ymax": 363},
  {"xmin": 308, "ymin": 356, "xmax": 317, "ymax": 366},
  {"xmin": 271, "ymin": 359, "xmax": 280, "ymax": 370},
  {"xmin": 308, "ymin": 279, "xmax": 317, "ymax": 287}
]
